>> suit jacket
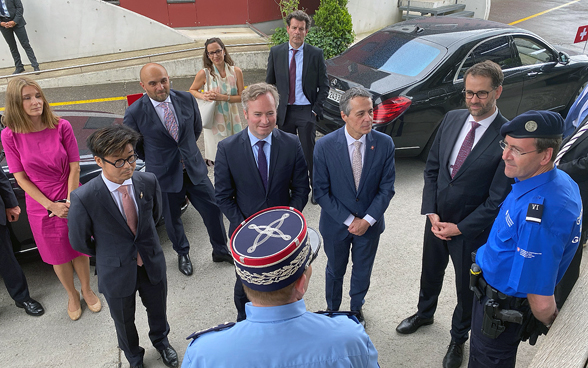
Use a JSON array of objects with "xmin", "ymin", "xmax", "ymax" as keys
[
  {"xmin": 557, "ymin": 116, "xmax": 588, "ymax": 232},
  {"xmin": 124, "ymin": 90, "xmax": 207, "ymax": 193},
  {"xmin": 421, "ymin": 109, "xmax": 512, "ymax": 240},
  {"xmin": 214, "ymin": 128, "xmax": 310, "ymax": 235},
  {"xmin": 0, "ymin": 169, "xmax": 18, "ymax": 227},
  {"xmin": 266, "ymin": 42, "xmax": 329, "ymax": 126},
  {"xmin": 68, "ymin": 171, "xmax": 166, "ymax": 299},
  {"xmin": 2, "ymin": 0, "xmax": 26, "ymax": 26},
  {"xmin": 313, "ymin": 127, "xmax": 396, "ymax": 240}
]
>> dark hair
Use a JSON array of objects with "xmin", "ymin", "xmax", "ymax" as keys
[
  {"xmin": 535, "ymin": 137, "xmax": 562, "ymax": 163},
  {"xmin": 286, "ymin": 10, "xmax": 312, "ymax": 30},
  {"xmin": 340, "ymin": 86, "xmax": 372, "ymax": 116},
  {"xmin": 464, "ymin": 60, "xmax": 504, "ymax": 89},
  {"xmin": 202, "ymin": 37, "xmax": 235, "ymax": 79},
  {"xmin": 86, "ymin": 124, "xmax": 141, "ymax": 158}
]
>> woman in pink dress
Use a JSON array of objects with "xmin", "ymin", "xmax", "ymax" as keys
[{"xmin": 1, "ymin": 77, "xmax": 101, "ymax": 321}]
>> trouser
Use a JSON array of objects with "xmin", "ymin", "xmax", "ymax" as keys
[
  {"xmin": 554, "ymin": 230, "xmax": 586, "ymax": 309},
  {"xmin": 0, "ymin": 224, "xmax": 30, "ymax": 303},
  {"xmin": 0, "ymin": 24, "xmax": 38, "ymax": 69},
  {"xmin": 280, "ymin": 105, "xmax": 315, "ymax": 184},
  {"xmin": 233, "ymin": 273, "xmax": 248, "ymax": 322},
  {"xmin": 161, "ymin": 171, "xmax": 228, "ymax": 256},
  {"xmin": 105, "ymin": 265, "xmax": 170, "ymax": 366},
  {"xmin": 324, "ymin": 232, "xmax": 379, "ymax": 311},
  {"xmin": 417, "ymin": 218, "xmax": 485, "ymax": 344}
]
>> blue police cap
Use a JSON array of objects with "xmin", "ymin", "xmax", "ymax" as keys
[
  {"xmin": 500, "ymin": 110, "xmax": 563, "ymax": 138},
  {"xmin": 230, "ymin": 207, "xmax": 310, "ymax": 292}
]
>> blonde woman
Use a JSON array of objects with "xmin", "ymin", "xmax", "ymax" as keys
[
  {"xmin": 189, "ymin": 37, "xmax": 244, "ymax": 166},
  {"xmin": 1, "ymin": 77, "xmax": 101, "ymax": 320}
]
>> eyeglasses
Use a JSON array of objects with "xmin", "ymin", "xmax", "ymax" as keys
[
  {"xmin": 101, "ymin": 154, "xmax": 139, "ymax": 168},
  {"xmin": 463, "ymin": 89, "xmax": 495, "ymax": 100},
  {"xmin": 207, "ymin": 49, "xmax": 223, "ymax": 56},
  {"xmin": 499, "ymin": 140, "xmax": 538, "ymax": 157}
]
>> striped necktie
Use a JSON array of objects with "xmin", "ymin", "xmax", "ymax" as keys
[{"xmin": 555, "ymin": 117, "xmax": 588, "ymax": 165}]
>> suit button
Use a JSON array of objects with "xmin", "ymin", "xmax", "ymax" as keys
[
  {"xmin": 356, "ymin": 198, "xmax": 359, "ymax": 202},
  {"xmin": 450, "ymin": 183, "xmax": 453, "ymax": 187},
  {"xmin": 132, "ymin": 257, "xmax": 137, "ymax": 261}
]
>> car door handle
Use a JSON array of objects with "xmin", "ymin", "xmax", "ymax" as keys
[{"xmin": 527, "ymin": 71, "xmax": 540, "ymax": 78}]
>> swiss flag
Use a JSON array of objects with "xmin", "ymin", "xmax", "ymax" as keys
[{"xmin": 575, "ymin": 25, "xmax": 588, "ymax": 43}]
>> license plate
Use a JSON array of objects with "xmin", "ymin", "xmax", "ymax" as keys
[{"xmin": 327, "ymin": 88, "xmax": 343, "ymax": 103}]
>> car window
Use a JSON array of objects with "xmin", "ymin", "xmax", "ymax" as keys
[
  {"xmin": 513, "ymin": 37, "xmax": 556, "ymax": 65},
  {"xmin": 342, "ymin": 31, "xmax": 445, "ymax": 78},
  {"xmin": 457, "ymin": 36, "xmax": 520, "ymax": 79}
]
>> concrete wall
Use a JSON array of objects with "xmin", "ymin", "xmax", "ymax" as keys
[{"xmin": 0, "ymin": 0, "xmax": 192, "ymax": 69}]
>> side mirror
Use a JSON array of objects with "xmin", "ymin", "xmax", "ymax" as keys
[{"xmin": 559, "ymin": 51, "xmax": 570, "ymax": 65}]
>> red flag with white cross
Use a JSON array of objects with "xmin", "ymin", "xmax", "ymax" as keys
[{"xmin": 575, "ymin": 25, "xmax": 588, "ymax": 44}]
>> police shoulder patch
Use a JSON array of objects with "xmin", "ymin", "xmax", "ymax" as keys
[
  {"xmin": 526, "ymin": 203, "xmax": 544, "ymax": 223},
  {"xmin": 186, "ymin": 322, "xmax": 235, "ymax": 341}
]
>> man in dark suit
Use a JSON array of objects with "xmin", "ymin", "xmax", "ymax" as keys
[
  {"xmin": 313, "ymin": 86, "xmax": 396, "ymax": 326},
  {"xmin": 0, "ymin": 169, "xmax": 44, "ymax": 317},
  {"xmin": 395, "ymin": 60, "xmax": 512, "ymax": 368},
  {"xmin": 124, "ymin": 63, "xmax": 231, "ymax": 277},
  {"xmin": 0, "ymin": 0, "xmax": 39, "ymax": 74},
  {"xmin": 68, "ymin": 125, "xmax": 178, "ymax": 368},
  {"xmin": 266, "ymin": 10, "xmax": 329, "ymax": 202},
  {"xmin": 214, "ymin": 82, "xmax": 310, "ymax": 321},
  {"xmin": 554, "ymin": 113, "xmax": 588, "ymax": 308}
]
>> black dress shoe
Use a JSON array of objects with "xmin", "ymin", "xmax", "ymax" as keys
[
  {"xmin": 15, "ymin": 298, "xmax": 45, "ymax": 316},
  {"xmin": 33, "ymin": 66, "xmax": 41, "ymax": 74},
  {"xmin": 396, "ymin": 313, "xmax": 434, "ymax": 334},
  {"xmin": 13, "ymin": 67, "xmax": 25, "ymax": 74},
  {"xmin": 212, "ymin": 251, "xmax": 234, "ymax": 264},
  {"xmin": 130, "ymin": 364, "xmax": 144, "ymax": 368},
  {"xmin": 442, "ymin": 341, "xmax": 464, "ymax": 368},
  {"xmin": 158, "ymin": 346, "xmax": 179, "ymax": 368},
  {"xmin": 178, "ymin": 254, "xmax": 193, "ymax": 276},
  {"xmin": 353, "ymin": 309, "xmax": 366, "ymax": 328}
]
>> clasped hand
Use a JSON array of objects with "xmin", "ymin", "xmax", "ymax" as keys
[
  {"xmin": 428, "ymin": 213, "xmax": 461, "ymax": 241},
  {"xmin": 48, "ymin": 201, "xmax": 70, "ymax": 218}
]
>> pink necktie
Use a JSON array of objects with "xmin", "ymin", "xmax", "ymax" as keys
[
  {"xmin": 160, "ymin": 102, "xmax": 179, "ymax": 141},
  {"xmin": 288, "ymin": 49, "xmax": 298, "ymax": 105},
  {"xmin": 117, "ymin": 185, "xmax": 142, "ymax": 266},
  {"xmin": 452, "ymin": 122, "xmax": 480, "ymax": 178}
]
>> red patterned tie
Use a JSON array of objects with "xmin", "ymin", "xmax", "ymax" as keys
[
  {"xmin": 160, "ymin": 102, "xmax": 179, "ymax": 141},
  {"xmin": 117, "ymin": 185, "xmax": 142, "ymax": 266},
  {"xmin": 451, "ymin": 122, "xmax": 480, "ymax": 178},
  {"xmin": 288, "ymin": 49, "xmax": 298, "ymax": 105}
]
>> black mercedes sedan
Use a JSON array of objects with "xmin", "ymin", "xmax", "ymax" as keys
[{"xmin": 317, "ymin": 17, "xmax": 588, "ymax": 159}]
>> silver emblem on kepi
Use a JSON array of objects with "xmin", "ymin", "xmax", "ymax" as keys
[
  {"xmin": 330, "ymin": 78, "xmax": 338, "ymax": 87},
  {"xmin": 525, "ymin": 121, "xmax": 538, "ymax": 132}
]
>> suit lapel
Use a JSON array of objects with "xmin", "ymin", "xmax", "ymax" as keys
[
  {"xmin": 441, "ymin": 111, "xmax": 469, "ymax": 173},
  {"xmin": 132, "ymin": 175, "xmax": 145, "ymax": 239},
  {"xmin": 142, "ymin": 94, "xmax": 176, "ymax": 142},
  {"xmin": 357, "ymin": 132, "xmax": 375, "ymax": 194},
  {"xmin": 336, "ymin": 128, "xmax": 357, "ymax": 192},
  {"xmin": 169, "ymin": 90, "xmax": 186, "ymax": 139},
  {"xmin": 267, "ymin": 130, "xmax": 281, "ymax": 192},
  {"xmin": 95, "ymin": 179, "xmax": 134, "ymax": 236},
  {"xmin": 302, "ymin": 43, "xmax": 309, "ymax": 89},
  {"xmin": 282, "ymin": 44, "xmax": 291, "ymax": 94},
  {"xmin": 241, "ymin": 129, "xmax": 266, "ymax": 190}
]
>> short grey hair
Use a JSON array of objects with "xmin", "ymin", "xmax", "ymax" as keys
[
  {"xmin": 241, "ymin": 83, "xmax": 280, "ymax": 112},
  {"xmin": 340, "ymin": 87, "xmax": 373, "ymax": 116}
]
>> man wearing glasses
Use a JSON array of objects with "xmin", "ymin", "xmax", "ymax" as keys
[
  {"xmin": 69, "ymin": 125, "xmax": 178, "ymax": 368},
  {"xmin": 469, "ymin": 110, "xmax": 581, "ymax": 367},
  {"xmin": 396, "ymin": 60, "xmax": 512, "ymax": 368},
  {"xmin": 181, "ymin": 207, "xmax": 379, "ymax": 368}
]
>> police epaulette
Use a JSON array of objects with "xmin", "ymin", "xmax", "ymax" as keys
[
  {"xmin": 186, "ymin": 322, "xmax": 236, "ymax": 341},
  {"xmin": 314, "ymin": 310, "xmax": 360, "ymax": 322}
]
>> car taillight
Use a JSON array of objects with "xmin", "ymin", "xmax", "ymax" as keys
[{"xmin": 373, "ymin": 96, "xmax": 412, "ymax": 124}]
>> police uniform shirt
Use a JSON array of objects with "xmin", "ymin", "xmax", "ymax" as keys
[
  {"xmin": 181, "ymin": 299, "xmax": 379, "ymax": 368},
  {"xmin": 476, "ymin": 169, "xmax": 582, "ymax": 298}
]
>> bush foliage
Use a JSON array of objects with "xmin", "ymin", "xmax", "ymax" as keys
[{"xmin": 270, "ymin": 0, "xmax": 355, "ymax": 60}]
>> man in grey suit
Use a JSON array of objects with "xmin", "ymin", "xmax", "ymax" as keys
[
  {"xmin": 266, "ymin": 10, "xmax": 329, "ymax": 202},
  {"xmin": 68, "ymin": 125, "xmax": 178, "ymax": 368},
  {"xmin": 396, "ymin": 60, "xmax": 512, "ymax": 368},
  {"xmin": 0, "ymin": 0, "xmax": 39, "ymax": 74}
]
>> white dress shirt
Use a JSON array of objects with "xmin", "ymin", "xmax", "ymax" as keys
[
  {"xmin": 101, "ymin": 173, "xmax": 138, "ymax": 221},
  {"xmin": 247, "ymin": 130, "xmax": 272, "ymax": 172}
]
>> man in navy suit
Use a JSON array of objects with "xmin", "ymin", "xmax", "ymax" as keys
[
  {"xmin": 266, "ymin": 10, "xmax": 329, "ymax": 202},
  {"xmin": 214, "ymin": 82, "xmax": 310, "ymax": 321},
  {"xmin": 124, "ymin": 63, "xmax": 231, "ymax": 277},
  {"xmin": 69, "ymin": 125, "xmax": 178, "ymax": 368},
  {"xmin": 0, "ymin": 0, "xmax": 39, "ymax": 73},
  {"xmin": 313, "ymin": 86, "xmax": 396, "ymax": 325}
]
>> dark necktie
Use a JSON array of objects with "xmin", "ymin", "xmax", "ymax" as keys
[
  {"xmin": 288, "ymin": 49, "xmax": 298, "ymax": 105},
  {"xmin": 0, "ymin": 4, "xmax": 6, "ymax": 16},
  {"xmin": 117, "ymin": 185, "xmax": 142, "ymax": 266},
  {"xmin": 451, "ymin": 121, "xmax": 480, "ymax": 178},
  {"xmin": 256, "ymin": 141, "xmax": 268, "ymax": 190}
]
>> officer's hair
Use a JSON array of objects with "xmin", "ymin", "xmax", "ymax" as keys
[
  {"xmin": 340, "ymin": 87, "xmax": 373, "ymax": 116},
  {"xmin": 286, "ymin": 10, "xmax": 312, "ymax": 30},
  {"xmin": 87, "ymin": 125, "xmax": 141, "ymax": 159},
  {"xmin": 464, "ymin": 60, "xmax": 504, "ymax": 89},
  {"xmin": 241, "ymin": 83, "xmax": 279, "ymax": 113},
  {"xmin": 242, "ymin": 283, "xmax": 296, "ymax": 305},
  {"xmin": 535, "ymin": 137, "xmax": 562, "ymax": 163}
]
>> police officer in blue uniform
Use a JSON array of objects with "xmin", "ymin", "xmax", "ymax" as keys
[
  {"xmin": 181, "ymin": 207, "xmax": 379, "ymax": 367},
  {"xmin": 468, "ymin": 110, "xmax": 582, "ymax": 367}
]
